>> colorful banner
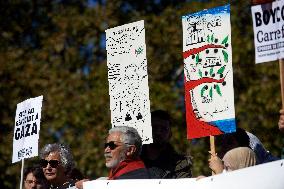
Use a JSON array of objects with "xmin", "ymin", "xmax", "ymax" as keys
[
  {"xmin": 12, "ymin": 95, "xmax": 43, "ymax": 163},
  {"xmin": 105, "ymin": 20, "xmax": 152, "ymax": 144},
  {"xmin": 182, "ymin": 4, "xmax": 236, "ymax": 139},
  {"xmin": 251, "ymin": 0, "xmax": 284, "ymax": 63}
]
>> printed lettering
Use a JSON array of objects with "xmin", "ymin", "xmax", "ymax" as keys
[
  {"xmin": 31, "ymin": 122, "xmax": 37, "ymax": 135},
  {"xmin": 25, "ymin": 123, "xmax": 31, "ymax": 137}
]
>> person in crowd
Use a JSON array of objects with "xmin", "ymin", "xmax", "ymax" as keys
[
  {"xmin": 75, "ymin": 126, "xmax": 149, "ymax": 189},
  {"xmin": 246, "ymin": 130, "xmax": 279, "ymax": 163},
  {"xmin": 140, "ymin": 110, "xmax": 192, "ymax": 178},
  {"xmin": 219, "ymin": 127, "xmax": 279, "ymax": 164},
  {"xmin": 39, "ymin": 143, "xmax": 78, "ymax": 189},
  {"xmin": 209, "ymin": 147, "xmax": 257, "ymax": 174},
  {"xmin": 278, "ymin": 109, "xmax": 284, "ymax": 133},
  {"xmin": 218, "ymin": 127, "xmax": 250, "ymax": 158},
  {"xmin": 24, "ymin": 166, "xmax": 49, "ymax": 189},
  {"xmin": 104, "ymin": 126, "xmax": 150, "ymax": 179}
]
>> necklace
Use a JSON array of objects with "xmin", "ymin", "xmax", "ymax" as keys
[{"xmin": 50, "ymin": 180, "xmax": 75, "ymax": 189}]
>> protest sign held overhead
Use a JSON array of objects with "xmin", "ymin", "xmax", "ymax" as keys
[
  {"xmin": 182, "ymin": 4, "xmax": 236, "ymax": 139},
  {"xmin": 12, "ymin": 95, "xmax": 43, "ymax": 163},
  {"xmin": 105, "ymin": 20, "xmax": 152, "ymax": 144},
  {"xmin": 251, "ymin": 0, "xmax": 284, "ymax": 63}
]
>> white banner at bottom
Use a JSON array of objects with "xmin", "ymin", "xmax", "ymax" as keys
[{"xmin": 84, "ymin": 159, "xmax": 284, "ymax": 189}]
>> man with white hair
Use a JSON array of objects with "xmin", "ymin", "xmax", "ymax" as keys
[
  {"xmin": 75, "ymin": 126, "xmax": 150, "ymax": 188},
  {"xmin": 104, "ymin": 126, "xmax": 150, "ymax": 179}
]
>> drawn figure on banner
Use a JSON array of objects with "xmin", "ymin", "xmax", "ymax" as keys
[
  {"xmin": 106, "ymin": 21, "xmax": 152, "ymax": 143},
  {"xmin": 184, "ymin": 33, "xmax": 230, "ymax": 120},
  {"xmin": 182, "ymin": 5, "xmax": 235, "ymax": 139},
  {"xmin": 123, "ymin": 61, "xmax": 148, "ymax": 122},
  {"xmin": 186, "ymin": 15, "xmax": 206, "ymax": 46},
  {"xmin": 110, "ymin": 60, "xmax": 149, "ymax": 127}
]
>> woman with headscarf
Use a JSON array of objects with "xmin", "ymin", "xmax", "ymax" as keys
[{"xmin": 209, "ymin": 147, "xmax": 257, "ymax": 174}]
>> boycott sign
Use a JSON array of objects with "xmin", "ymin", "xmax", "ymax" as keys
[
  {"xmin": 251, "ymin": 0, "xmax": 284, "ymax": 63},
  {"xmin": 12, "ymin": 96, "xmax": 43, "ymax": 163}
]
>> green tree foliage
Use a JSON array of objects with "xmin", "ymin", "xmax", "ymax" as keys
[{"xmin": 0, "ymin": 1, "xmax": 282, "ymax": 188}]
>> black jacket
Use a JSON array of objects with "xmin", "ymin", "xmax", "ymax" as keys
[
  {"xmin": 115, "ymin": 168, "xmax": 150, "ymax": 179},
  {"xmin": 141, "ymin": 143, "xmax": 193, "ymax": 179}
]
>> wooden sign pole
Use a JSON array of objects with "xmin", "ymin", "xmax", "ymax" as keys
[
  {"xmin": 210, "ymin": 135, "xmax": 215, "ymax": 155},
  {"xmin": 20, "ymin": 158, "xmax": 24, "ymax": 189},
  {"xmin": 210, "ymin": 135, "xmax": 216, "ymax": 175}
]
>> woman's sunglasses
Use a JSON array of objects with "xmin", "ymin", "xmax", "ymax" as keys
[{"xmin": 39, "ymin": 159, "xmax": 60, "ymax": 168}]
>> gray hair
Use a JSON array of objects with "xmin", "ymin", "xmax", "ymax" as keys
[
  {"xmin": 39, "ymin": 143, "xmax": 75, "ymax": 173},
  {"xmin": 109, "ymin": 126, "xmax": 142, "ymax": 157}
]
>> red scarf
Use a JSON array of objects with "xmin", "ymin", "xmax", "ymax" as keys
[{"xmin": 108, "ymin": 159, "xmax": 145, "ymax": 180}]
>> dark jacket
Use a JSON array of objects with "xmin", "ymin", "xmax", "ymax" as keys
[
  {"xmin": 141, "ymin": 143, "xmax": 193, "ymax": 178},
  {"xmin": 115, "ymin": 168, "xmax": 150, "ymax": 179}
]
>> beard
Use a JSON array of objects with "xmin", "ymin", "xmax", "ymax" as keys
[{"xmin": 104, "ymin": 150, "xmax": 127, "ymax": 169}]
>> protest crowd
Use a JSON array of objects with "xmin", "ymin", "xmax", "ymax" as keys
[
  {"xmin": 4, "ymin": 1, "xmax": 284, "ymax": 189},
  {"xmin": 19, "ymin": 108, "xmax": 284, "ymax": 189}
]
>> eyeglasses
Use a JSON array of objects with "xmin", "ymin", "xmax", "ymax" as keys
[
  {"xmin": 39, "ymin": 159, "xmax": 60, "ymax": 168},
  {"xmin": 25, "ymin": 180, "xmax": 38, "ymax": 185},
  {"xmin": 104, "ymin": 141, "xmax": 130, "ymax": 150}
]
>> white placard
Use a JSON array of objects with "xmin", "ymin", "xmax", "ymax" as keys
[
  {"xmin": 84, "ymin": 159, "xmax": 284, "ymax": 189},
  {"xmin": 12, "ymin": 95, "xmax": 43, "ymax": 163},
  {"xmin": 251, "ymin": 0, "xmax": 284, "ymax": 63},
  {"xmin": 105, "ymin": 20, "xmax": 152, "ymax": 144}
]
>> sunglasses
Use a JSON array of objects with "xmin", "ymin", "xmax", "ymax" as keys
[
  {"xmin": 104, "ymin": 141, "xmax": 130, "ymax": 150},
  {"xmin": 39, "ymin": 159, "xmax": 60, "ymax": 168}
]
